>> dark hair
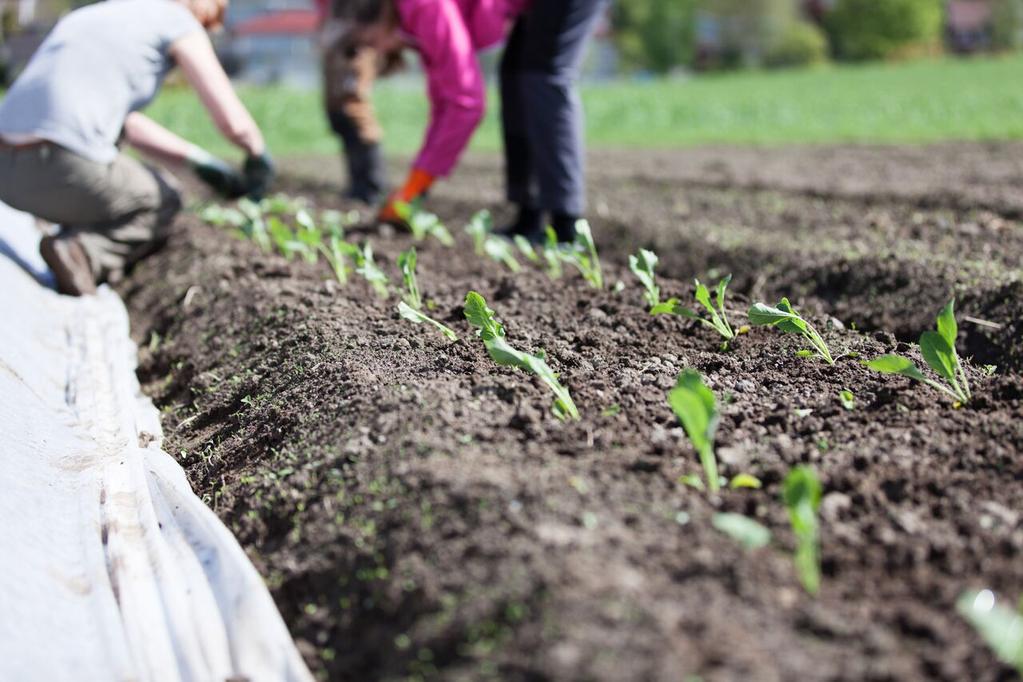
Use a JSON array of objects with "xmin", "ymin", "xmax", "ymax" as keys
[{"xmin": 331, "ymin": 0, "xmax": 394, "ymax": 26}]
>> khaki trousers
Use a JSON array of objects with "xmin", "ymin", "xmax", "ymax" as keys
[
  {"xmin": 0, "ymin": 142, "xmax": 181, "ymax": 282},
  {"xmin": 322, "ymin": 21, "xmax": 382, "ymax": 144}
]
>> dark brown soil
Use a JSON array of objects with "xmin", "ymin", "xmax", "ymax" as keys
[{"xmin": 119, "ymin": 144, "xmax": 1023, "ymax": 682}]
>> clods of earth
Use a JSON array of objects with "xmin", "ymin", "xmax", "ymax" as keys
[{"xmin": 118, "ymin": 144, "xmax": 1023, "ymax": 681}]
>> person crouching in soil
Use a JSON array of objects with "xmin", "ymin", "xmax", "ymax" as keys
[
  {"xmin": 0, "ymin": 0, "xmax": 274, "ymax": 296},
  {"xmin": 336, "ymin": 0, "xmax": 607, "ymax": 244}
]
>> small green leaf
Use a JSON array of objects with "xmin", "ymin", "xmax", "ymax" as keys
[
  {"xmin": 957, "ymin": 590, "xmax": 1023, "ymax": 674},
  {"xmin": 936, "ymin": 298, "xmax": 959, "ymax": 349},
  {"xmin": 715, "ymin": 274, "xmax": 732, "ymax": 311},
  {"xmin": 398, "ymin": 301, "xmax": 458, "ymax": 341},
  {"xmin": 668, "ymin": 371, "xmax": 720, "ymax": 493},
  {"xmin": 920, "ymin": 331, "xmax": 958, "ymax": 384},
  {"xmin": 601, "ymin": 404, "xmax": 622, "ymax": 417},
  {"xmin": 864, "ymin": 355, "xmax": 929, "ymax": 382},
  {"xmin": 713, "ymin": 513, "xmax": 772, "ymax": 549},
  {"xmin": 679, "ymin": 474, "xmax": 705, "ymax": 490},
  {"xmin": 694, "ymin": 280, "xmax": 714, "ymax": 314},
  {"xmin": 783, "ymin": 466, "xmax": 822, "ymax": 595},
  {"xmin": 464, "ymin": 291, "xmax": 504, "ymax": 340},
  {"xmin": 729, "ymin": 473, "xmax": 762, "ymax": 489},
  {"xmin": 839, "ymin": 390, "xmax": 855, "ymax": 411}
]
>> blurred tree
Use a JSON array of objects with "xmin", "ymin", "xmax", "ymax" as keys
[
  {"xmin": 826, "ymin": 0, "xmax": 944, "ymax": 61},
  {"xmin": 611, "ymin": 0, "xmax": 699, "ymax": 73},
  {"xmin": 992, "ymin": 0, "xmax": 1023, "ymax": 50},
  {"xmin": 701, "ymin": 0, "xmax": 821, "ymax": 68},
  {"xmin": 765, "ymin": 20, "xmax": 829, "ymax": 68}
]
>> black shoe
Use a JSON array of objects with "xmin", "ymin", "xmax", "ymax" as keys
[
  {"xmin": 345, "ymin": 142, "xmax": 386, "ymax": 205},
  {"xmin": 551, "ymin": 213, "xmax": 579, "ymax": 243},
  {"xmin": 496, "ymin": 205, "xmax": 545, "ymax": 243}
]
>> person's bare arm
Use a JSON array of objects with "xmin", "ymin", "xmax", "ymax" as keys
[
  {"xmin": 122, "ymin": 112, "xmax": 197, "ymax": 165},
  {"xmin": 170, "ymin": 31, "xmax": 266, "ymax": 157}
]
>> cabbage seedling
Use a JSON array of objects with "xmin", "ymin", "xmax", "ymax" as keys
[
  {"xmin": 319, "ymin": 234, "xmax": 358, "ymax": 285},
  {"xmin": 628, "ymin": 248, "xmax": 661, "ymax": 308},
  {"xmin": 561, "ymin": 220, "xmax": 604, "ymax": 289},
  {"xmin": 484, "ymin": 236, "xmax": 522, "ymax": 273},
  {"xmin": 957, "ymin": 590, "xmax": 1023, "ymax": 674},
  {"xmin": 354, "ymin": 242, "xmax": 389, "ymax": 298},
  {"xmin": 396, "ymin": 248, "xmax": 458, "ymax": 341},
  {"xmin": 464, "ymin": 291, "xmax": 579, "ymax": 420},
  {"xmin": 398, "ymin": 301, "xmax": 458, "ymax": 342},
  {"xmin": 713, "ymin": 513, "xmax": 771, "ymax": 550},
  {"xmin": 267, "ymin": 216, "xmax": 311, "ymax": 261},
  {"xmin": 864, "ymin": 299, "xmax": 972, "ymax": 405},
  {"xmin": 749, "ymin": 298, "xmax": 835, "ymax": 365},
  {"xmin": 464, "ymin": 209, "xmax": 491, "ymax": 255},
  {"xmin": 541, "ymin": 228, "xmax": 564, "ymax": 280},
  {"xmin": 397, "ymin": 248, "xmax": 422, "ymax": 309},
  {"xmin": 294, "ymin": 209, "xmax": 324, "ymax": 264},
  {"xmin": 654, "ymin": 276, "xmax": 736, "ymax": 346},
  {"xmin": 395, "ymin": 201, "xmax": 454, "ymax": 247},
  {"xmin": 783, "ymin": 466, "xmax": 822, "ymax": 595},
  {"xmin": 514, "ymin": 235, "xmax": 540, "ymax": 263},
  {"xmin": 667, "ymin": 370, "xmax": 721, "ymax": 493}
]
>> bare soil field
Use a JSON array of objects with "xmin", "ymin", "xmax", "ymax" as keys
[{"xmin": 118, "ymin": 144, "xmax": 1023, "ymax": 681}]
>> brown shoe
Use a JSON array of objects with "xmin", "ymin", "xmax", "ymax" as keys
[{"xmin": 40, "ymin": 235, "xmax": 97, "ymax": 296}]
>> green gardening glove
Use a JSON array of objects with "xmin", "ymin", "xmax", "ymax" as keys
[{"xmin": 187, "ymin": 147, "xmax": 246, "ymax": 199}]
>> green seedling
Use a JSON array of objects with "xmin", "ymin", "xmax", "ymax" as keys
[
  {"xmin": 319, "ymin": 233, "xmax": 357, "ymax": 285},
  {"xmin": 267, "ymin": 215, "xmax": 311, "ymax": 261},
  {"xmin": 398, "ymin": 301, "xmax": 458, "ymax": 342},
  {"xmin": 654, "ymin": 276, "xmax": 736, "ymax": 346},
  {"xmin": 730, "ymin": 473, "xmax": 762, "ymax": 489},
  {"xmin": 783, "ymin": 466, "xmax": 822, "ymax": 595},
  {"xmin": 354, "ymin": 242, "xmax": 389, "ymax": 298},
  {"xmin": 749, "ymin": 298, "xmax": 835, "ymax": 365},
  {"xmin": 464, "ymin": 291, "xmax": 579, "ymax": 420},
  {"xmin": 667, "ymin": 370, "xmax": 721, "ymax": 493},
  {"xmin": 541, "ymin": 228, "xmax": 564, "ymax": 280},
  {"xmin": 628, "ymin": 248, "xmax": 661, "ymax": 308},
  {"xmin": 713, "ymin": 513, "xmax": 772, "ymax": 550},
  {"xmin": 839, "ymin": 389, "xmax": 855, "ymax": 411},
  {"xmin": 560, "ymin": 220, "xmax": 604, "ymax": 289},
  {"xmin": 294, "ymin": 209, "xmax": 323, "ymax": 264},
  {"xmin": 957, "ymin": 590, "xmax": 1023, "ymax": 674},
  {"xmin": 198, "ymin": 203, "xmax": 245, "ymax": 228},
  {"xmin": 514, "ymin": 235, "xmax": 540, "ymax": 263},
  {"xmin": 236, "ymin": 198, "xmax": 272, "ymax": 251},
  {"xmin": 483, "ymin": 236, "xmax": 521, "ymax": 273},
  {"xmin": 395, "ymin": 201, "xmax": 454, "ymax": 247},
  {"xmin": 464, "ymin": 209, "xmax": 491, "ymax": 255},
  {"xmin": 397, "ymin": 248, "xmax": 422, "ymax": 309},
  {"xmin": 395, "ymin": 248, "xmax": 458, "ymax": 341},
  {"xmin": 864, "ymin": 299, "xmax": 972, "ymax": 405}
]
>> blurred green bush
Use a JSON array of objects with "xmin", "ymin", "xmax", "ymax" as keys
[
  {"xmin": 765, "ymin": 20, "xmax": 830, "ymax": 68},
  {"xmin": 826, "ymin": 0, "xmax": 944, "ymax": 60}
]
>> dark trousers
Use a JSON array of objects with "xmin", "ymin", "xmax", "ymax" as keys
[{"xmin": 500, "ymin": 0, "xmax": 607, "ymax": 217}]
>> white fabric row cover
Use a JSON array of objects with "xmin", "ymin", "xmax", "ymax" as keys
[{"xmin": 0, "ymin": 204, "xmax": 313, "ymax": 682}]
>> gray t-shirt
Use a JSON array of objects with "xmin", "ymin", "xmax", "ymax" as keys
[{"xmin": 0, "ymin": 0, "xmax": 202, "ymax": 164}]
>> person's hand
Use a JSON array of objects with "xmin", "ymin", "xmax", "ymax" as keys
[
  {"xmin": 186, "ymin": 147, "xmax": 246, "ymax": 198},
  {"xmin": 378, "ymin": 168, "xmax": 435, "ymax": 227},
  {"xmin": 243, "ymin": 152, "xmax": 275, "ymax": 201}
]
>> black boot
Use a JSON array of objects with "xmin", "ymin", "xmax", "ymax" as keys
[
  {"xmin": 497, "ymin": 204, "xmax": 545, "ymax": 243},
  {"xmin": 551, "ymin": 212, "xmax": 579, "ymax": 243},
  {"xmin": 344, "ymin": 141, "xmax": 386, "ymax": 205}
]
